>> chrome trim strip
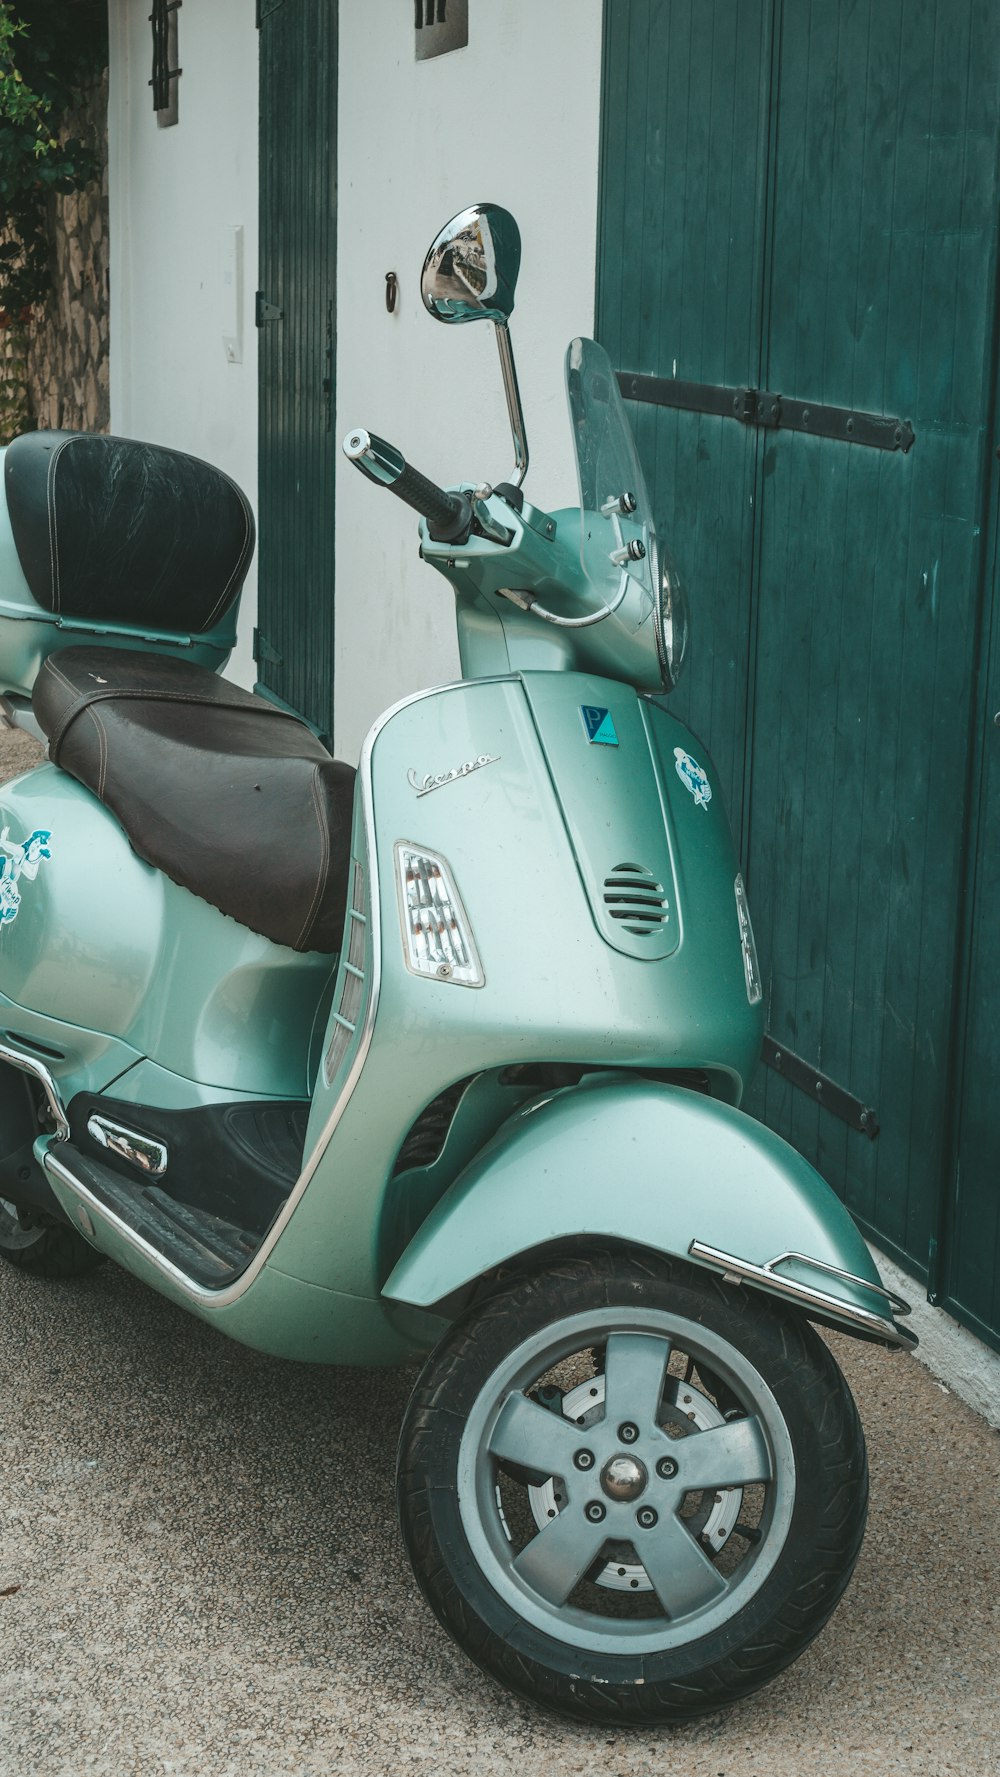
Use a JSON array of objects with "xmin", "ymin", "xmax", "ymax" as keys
[
  {"xmin": 41, "ymin": 678, "xmax": 517, "ymax": 1308},
  {"xmin": 86, "ymin": 1114, "xmax": 167, "ymax": 1178},
  {"xmin": 0, "ymin": 1037, "xmax": 70, "ymax": 1140},
  {"xmin": 688, "ymin": 1239, "xmax": 918, "ymax": 1349}
]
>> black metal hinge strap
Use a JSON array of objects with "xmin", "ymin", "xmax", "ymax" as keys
[
  {"xmin": 762, "ymin": 1035, "xmax": 880, "ymax": 1139},
  {"xmin": 617, "ymin": 372, "xmax": 915, "ymax": 454}
]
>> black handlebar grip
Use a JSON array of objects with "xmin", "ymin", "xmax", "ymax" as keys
[
  {"xmin": 391, "ymin": 461, "xmax": 472, "ymax": 541},
  {"xmin": 343, "ymin": 428, "xmax": 473, "ymax": 544}
]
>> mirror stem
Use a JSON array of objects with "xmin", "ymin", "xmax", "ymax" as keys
[{"xmin": 495, "ymin": 322, "xmax": 529, "ymax": 488}]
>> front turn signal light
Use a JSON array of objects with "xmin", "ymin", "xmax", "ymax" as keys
[{"xmin": 395, "ymin": 843, "xmax": 485, "ymax": 987}]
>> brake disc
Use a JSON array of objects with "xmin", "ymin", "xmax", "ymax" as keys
[{"xmin": 526, "ymin": 1373, "xmax": 743, "ymax": 1592}]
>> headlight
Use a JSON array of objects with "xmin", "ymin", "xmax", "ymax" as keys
[
  {"xmin": 734, "ymin": 873, "xmax": 762, "ymax": 1005},
  {"xmin": 395, "ymin": 843, "xmax": 485, "ymax": 987},
  {"xmin": 657, "ymin": 546, "xmax": 690, "ymax": 692}
]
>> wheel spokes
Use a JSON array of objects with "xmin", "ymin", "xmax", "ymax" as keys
[
  {"xmin": 513, "ymin": 1506, "xmax": 606, "ymax": 1605},
  {"xmin": 602, "ymin": 1330, "xmax": 671, "ymax": 1430},
  {"xmin": 667, "ymin": 1414, "xmax": 772, "ymax": 1492},
  {"xmin": 637, "ymin": 1513, "xmax": 730, "ymax": 1617},
  {"xmin": 488, "ymin": 1389, "xmax": 580, "ymax": 1480}
]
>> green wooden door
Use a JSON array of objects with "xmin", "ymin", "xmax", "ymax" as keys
[
  {"xmin": 598, "ymin": 0, "xmax": 774, "ymax": 830},
  {"xmin": 598, "ymin": 0, "xmax": 1000, "ymax": 1339},
  {"xmin": 945, "ymin": 475, "xmax": 1000, "ymax": 1345},
  {"xmin": 256, "ymin": 0, "xmax": 337, "ymax": 738}
]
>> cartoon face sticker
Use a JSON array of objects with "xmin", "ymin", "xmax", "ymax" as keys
[
  {"xmin": 673, "ymin": 748, "xmax": 712, "ymax": 811},
  {"xmin": 0, "ymin": 826, "xmax": 52, "ymax": 925}
]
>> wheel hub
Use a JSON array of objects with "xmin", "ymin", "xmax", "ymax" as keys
[
  {"xmin": 600, "ymin": 1453, "xmax": 648, "ymax": 1501},
  {"xmin": 527, "ymin": 1371, "xmax": 744, "ymax": 1591}
]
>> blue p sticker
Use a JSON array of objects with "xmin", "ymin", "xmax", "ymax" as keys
[{"xmin": 580, "ymin": 705, "xmax": 619, "ymax": 746}]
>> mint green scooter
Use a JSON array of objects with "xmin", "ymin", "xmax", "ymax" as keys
[{"xmin": 0, "ymin": 206, "xmax": 912, "ymax": 1724}]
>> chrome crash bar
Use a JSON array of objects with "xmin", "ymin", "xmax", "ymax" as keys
[
  {"xmin": 689, "ymin": 1239, "xmax": 917, "ymax": 1350},
  {"xmin": 0, "ymin": 1035, "xmax": 70, "ymax": 1141}
]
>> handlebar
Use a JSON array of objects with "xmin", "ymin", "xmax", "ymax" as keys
[{"xmin": 343, "ymin": 429, "xmax": 473, "ymax": 544}]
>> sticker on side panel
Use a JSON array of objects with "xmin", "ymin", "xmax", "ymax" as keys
[
  {"xmin": 0, "ymin": 827, "xmax": 52, "ymax": 926},
  {"xmin": 580, "ymin": 705, "xmax": 619, "ymax": 747},
  {"xmin": 674, "ymin": 748, "xmax": 712, "ymax": 811}
]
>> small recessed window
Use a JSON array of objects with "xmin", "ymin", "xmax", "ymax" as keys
[
  {"xmin": 415, "ymin": 0, "xmax": 468, "ymax": 61},
  {"xmin": 149, "ymin": 0, "xmax": 182, "ymax": 128}
]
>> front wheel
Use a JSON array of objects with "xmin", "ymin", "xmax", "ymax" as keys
[{"xmin": 398, "ymin": 1250, "xmax": 868, "ymax": 1724}]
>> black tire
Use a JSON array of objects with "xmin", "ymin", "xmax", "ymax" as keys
[
  {"xmin": 398, "ymin": 1249, "xmax": 868, "ymax": 1725},
  {"xmin": 0, "ymin": 1195, "xmax": 106, "ymax": 1278}
]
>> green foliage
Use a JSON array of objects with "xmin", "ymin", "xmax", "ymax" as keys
[{"xmin": 0, "ymin": 0, "xmax": 108, "ymax": 320}]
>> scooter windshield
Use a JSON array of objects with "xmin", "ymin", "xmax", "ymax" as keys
[{"xmin": 565, "ymin": 336, "xmax": 659, "ymax": 633}]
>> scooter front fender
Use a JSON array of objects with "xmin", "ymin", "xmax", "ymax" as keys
[{"xmin": 383, "ymin": 1077, "xmax": 915, "ymax": 1347}]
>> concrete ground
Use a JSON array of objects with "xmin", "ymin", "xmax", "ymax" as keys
[
  {"xmin": 0, "ymin": 729, "xmax": 998, "ymax": 1777},
  {"xmin": 0, "ymin": 1262, "xmax": 998, "ymax": 1777}
]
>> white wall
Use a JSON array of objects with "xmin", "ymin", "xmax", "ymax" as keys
[
  {"xmin": 108, "ymin": 0, "xmax": 259, "ymax": 690},
  {"xmin": 333, "ymin": 1, "xmax": 605, "ymax": 757},
  {"xmin": 107, "ymin": 2, "xmax": 603, "ymax": 747}
]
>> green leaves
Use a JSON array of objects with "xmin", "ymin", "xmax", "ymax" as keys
[{"xmin": 0, "ymin": 1, "xmax": 107, "ymax": 317}]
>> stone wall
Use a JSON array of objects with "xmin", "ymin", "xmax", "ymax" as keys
[
  {"xmin": 0, "ymin": 68, "xmax": 109, "ymax": 444},
  {"xmin": 0, "ymin": 325, "xmax": 31, "ymax": 444}
]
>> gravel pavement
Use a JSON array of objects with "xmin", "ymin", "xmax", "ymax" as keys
[{"xmin": 0, "ymin": 728, "xmax": 997, "ymax": 1777}]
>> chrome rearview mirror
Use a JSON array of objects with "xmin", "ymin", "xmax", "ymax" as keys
[
  {"xmin": 421, "ymin": 203, "xmax": 520, "ymax": 324},
  {"xmin": 421, "ymin": 204, "xmax": 528, "ymax": 486}
]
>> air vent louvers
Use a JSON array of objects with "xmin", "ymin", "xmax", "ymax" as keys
[{"xmin": 602, "ymin": 861, "xmax": 670, "ymax": 937}]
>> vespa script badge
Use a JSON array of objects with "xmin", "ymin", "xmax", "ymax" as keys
[{"xmin": 408, "ymin": 754, "xmax": 500, "ymax": 798}]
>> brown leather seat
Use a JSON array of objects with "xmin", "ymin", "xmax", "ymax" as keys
[{"xmin": 33, "ymin": 648, "xmax": 356, "ymax": 955}]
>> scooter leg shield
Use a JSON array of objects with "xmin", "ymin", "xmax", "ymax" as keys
[{"xmin": 382, "ymin": 1075, "xmax": 913, "ymax": 1347}]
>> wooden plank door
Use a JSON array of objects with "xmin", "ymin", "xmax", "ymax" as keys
[
  {"xmin": 746, "ymin": 0, "xmax": 1000, "ymax": 1286},
  {"xmin": 256, "ymin": 0, "xmax": 338, "ymax": 738},
  {"xmin": 597, "ymin": 0, "xmax": 774, "ymax": 831},
  {"xmin": 946, "ymin": 464, "xmax": 1000, "ymax": 1350},
  {"xmin": 597, "ymin": 0, "xmax": 1000, "ymax": 1329}
]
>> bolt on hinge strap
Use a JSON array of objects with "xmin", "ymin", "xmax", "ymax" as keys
[{"xmin": 762, "ymin": 1036, "xmax": 879, "ymax": 1139}]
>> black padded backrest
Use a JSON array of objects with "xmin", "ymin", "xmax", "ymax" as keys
[{"xmin": 4, "ymin": 431, "xmax": 255, "ymax": 633}]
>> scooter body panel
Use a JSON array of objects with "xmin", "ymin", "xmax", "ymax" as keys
[
  {"xmin": 2, "ymin": 672, "xmax": 884, "ymax": 1366},
  {"xmin": 381, "ymin": 1074, "xmax": 897, "ymax": 1337},
  {"xmin": 0, "ymin": 762, "xmax": 334, "ymax": 1103},
  {"xmin": 256, "ymin": 672, "xmax": 761, "ymax": 1306},
  {"xmin": 30, "ymin": 668, "xmax": 764, "ymax": 1364},
  {"xmin": 37, "ymin": 1150, "xmax": 437, "ymax": 1364}
]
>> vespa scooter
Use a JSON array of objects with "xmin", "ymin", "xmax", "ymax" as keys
[{"xmin": 0, "ymin": 205, "xmax": 913, "ymax": 1724}]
